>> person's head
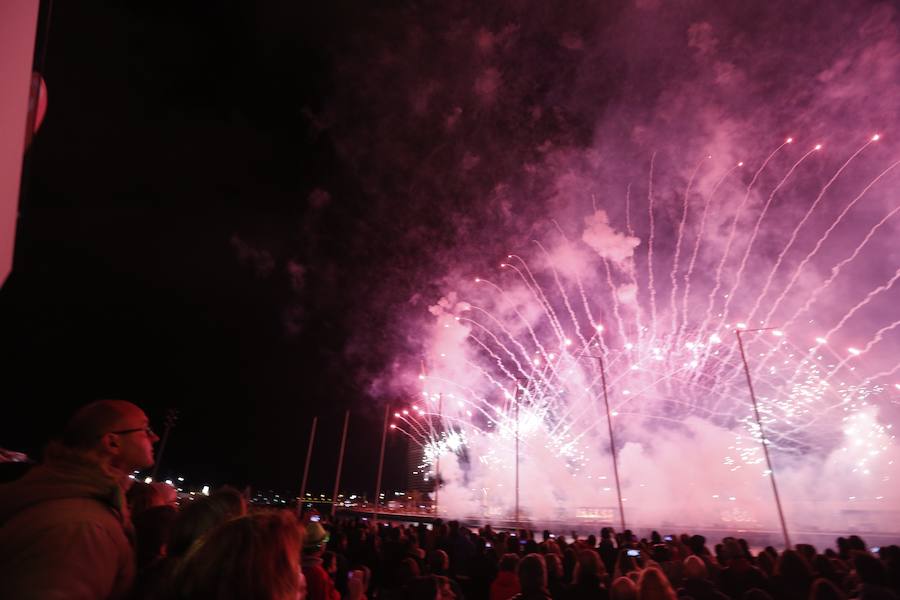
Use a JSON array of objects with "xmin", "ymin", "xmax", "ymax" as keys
[
  {"xmin": 756, "ymin": 551, "xmax": 775, "ymax": 576},
  {"xmin": 428, "ymin": 549, "xmax": 450, "ymax": 573},
  {"xmin": 811, "ymin": 554, "xmax": 839, "ymax": 581},
  {"xmin": 609, "ymin": 576, "xmax": 637, "ymax": 600},
  {"xmin": 683, "ymin": 555, "xmax": 708, "ymax": 580},
  {"xmin": 775, "ymin": 549, "xmax": 813, "ymax": 582},
  {"xmin": 151, "ymin": 482, "xmax": 179, "ymax": 507},
  {"xmin": 128, "ymin": 481, "xmax": 166, "ymax": 516},
  {"xmin": 651, "ymin": 544, "xmax": 671, "ymax": 564},
  {"xmin": 688, "ymin": 535, "xmax": 707, "ymax": 556},
  {"xmin": 499, "ymin": 553, "xmax": 520, "ymax": 573},
  {"xmin": 796, "ymin": 543, "xmax": 817, "ymax": 564},
  {"xmin": 167, "ymin": 494, "xmax": 244, "ymax": 558},
  {"xmin": 847, "ymin": 536, "xmax": 866, "ymax": 552},
  {"xmin": 62, "ymin": 400, "xmax": 159, "ymax": 472},
  {"xmin": 852, "ymin": 550, "xmax": 887, "ymax": 586},
  {"xmin": 399, "ymin": 557, "xmax": 421, "ymax": 584},
  {"xmin": 809, "ymin": 577, "xmax": 847, "ymax": 600},
  {"xmin": 207, "ymin": 486, "xmax": 248, "ymax": 517},
  {"xmin": 636, "ymin": 566, "xmax": 676, "ymax": 600},
  {"xmin": 518, "ymin": 553, "xmax": 548, "ymax": 593},
  {"xmin": 721, "ymin": 539, "xmax": 746, "ymax": 564},
  {"xmin": 544, "ymin": 553, "xmax": 563, "ymax": 579},
  {"xmin": 304, "ymin": 521, "xmax": 330, "ymax": 557},
  {"xmin": 177, "ymin": 511, "xmax": 305, "ymax": 600},
  {"xmin": 573, "ymin": 549, "xmax": 605, "ymax": 584}
]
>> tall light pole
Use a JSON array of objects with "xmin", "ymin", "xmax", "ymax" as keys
[
  {"xmin": 592, "ymin": 354, "xmax": 626, "ymax": 532},
  {"xmin": 735, "ymin": 328, "xmax": 791, "ymax": 549},
  {"xmin": 373, "ymin": 404, "xmax": 389, "ymax": 521},
  {"xmin": 299, "ymin": 417, "xmax": 317, "ymax": 513},
  {"xmin": 514, "ymin": 385, "xmax": 520, "ymax": 529},
  {"xmin": 331, "ymin": 410, "xmax": 350, "ymax": 517},
  {"xmin": 435, "ymin": 394, "xmax": 442, "ymax": 518}
]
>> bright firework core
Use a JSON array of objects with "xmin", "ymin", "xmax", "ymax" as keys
[{"xmin": 398, "ymin": 137, "xmax": 899, "ymax": 535}]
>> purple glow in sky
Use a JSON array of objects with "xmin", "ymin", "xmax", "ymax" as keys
[{"xmin": 298, "ymin": 0, "xmax": 900, "ymax": 532}]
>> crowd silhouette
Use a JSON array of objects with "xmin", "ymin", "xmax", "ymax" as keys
[{"xmin": 0, "ymin": 400, "xmax": 898, "ymax": 600}]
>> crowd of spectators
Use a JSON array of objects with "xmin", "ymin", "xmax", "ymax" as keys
[{"xmin": 0, "ymin": 400, "xmax": 898, "ymax": 600}]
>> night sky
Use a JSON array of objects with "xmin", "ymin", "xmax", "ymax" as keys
[
  {"xmin": 2, "ymin": 0, "xmax": 899, "ymax": 507},
  {"xmin": 2, "ymin": 2, "xmax": 411, "ymax": 494}
]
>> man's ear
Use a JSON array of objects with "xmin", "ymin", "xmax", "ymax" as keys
[{"xmin": 98, "ymin": 432, "xmax": 121, "ymax": 454}]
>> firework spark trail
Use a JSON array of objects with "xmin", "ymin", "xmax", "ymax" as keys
[
  {"xmin": 601, "ymin": 257, "xmax": 630, "ymax": 346},
  {"xmin": 466, "ymin": 333, "xmax": 523, "ymax": 386},
  {"xmin": 503, "ymin": 263, "xmax": 567, "ymax": 346},
  {"xmin": 396, "ymin": 412, "xmax": 431, "ymax": 439},
  {"xmin": 391, "ymin": 424, "xmax": 426, "ymax": 448},
  {"xmin": 850, "ymin": 319, "xmax": 900, "ymax": 359},
  {"xmin": 708, "ymin": 328, "xmax": 786, "ymax": 415},
  {"xmin": 647, "ymin": 153, "xmax": 659, "ymax": 342},
  {"xmin": 574, "ymin": 272, "xmax": 610, "ymax": 356},
  {"xmin": 760, "ymin": 158, "xmax": 900, "ymax": 327},
  {"xmin": 708, "ymin": 146, "xmax": 821, "ymax": 388},
  {"xmin": 547, "ymin": 372, "xmax": 605, "ymax": 439},
  {"xmin": 781, "ymin": 268, "xmax": 900, "ymax": 389},
  {"xmin": 668, "ymin": 156, "xmax": 708, "ymax": 338},
  {"xmin": 461, "ymin": 355, "xmax": 521, "ymax": 405},
  {"xmin": 826, "ymin": 318, "xmax": 900, "ymax": 380},
  {"xmin": 786, "ymin": 205, "xmax": 900, "ymax": 331},
  {"xmin": 472, "ymin": 278, "xmax": 560, "ymax": 379},
  {"xmin": 743, "ymin": 138, "xmax": 878, "ymax": 327},
  {"xmin": 620, "ymin": 183, "xmax": 647, "ymax": 345},
  {"xmin": 865, "ymin": 362, "xmax": 900, "ymax": 382},
  {"xmin": 534, "ymin": 239, "xmax": 591, "ymax": 351},
  {"xmin": 749, "ymin": 204, "xmax": 900, "ymax": 382},
  {"xmin": 718, "ymin": 146, "xmax": 820, "ymax": 328},
  {"xmin": 625, "ymin": 182, "xmax": 635, "ymax": 236},
  {"xmin": 677, "ymin": 164, "xmax": 741, "ymax": 349},
  {"xmin": 719, "ymin": 156, "xmax": 900, "ymax": 394},
  {"xmin": 425, "ymin": 375, "xmax": 501, "ymax": 424},
  {"xmin": 698, "ymin": 141, "xmax": 789, "ymax": 340},
  {"xmin": 419, "ymin": 138, "xmax": 899, "ymax": 526},
  {"xmin": 777, "ymin": 337, "xmax": 897, "ymax": 441},
  {"xmin": 461, "ymin": 316, "xmax": 545, "ymax": 387},
  {"xmin": 548, "ymin": 223, "xmax": 612, "ymax": 360},
  {"xmin": 505, "ymin": 255, "xmax": 567, "ymax": 344},
  {"xmin": 466, "ymin": 304, "xmax": 554, "ymax": 380}
]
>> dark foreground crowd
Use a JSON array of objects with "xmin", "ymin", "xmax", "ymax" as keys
[{"xmin": 0, "ymin": 400, "xmax": 898, "ymax": 600}]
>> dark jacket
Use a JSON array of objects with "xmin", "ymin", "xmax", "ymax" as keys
[{"xmin": 0, "ymin": 444, "xmax": 135, "ymax": 600}]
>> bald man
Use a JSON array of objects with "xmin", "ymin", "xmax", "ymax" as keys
[{"xmin": 0, "ymin": 400, "xmax": 159, "ymax": 599}]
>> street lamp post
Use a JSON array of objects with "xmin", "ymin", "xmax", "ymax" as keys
[
  {"xmin": 299, "ymin": 416, "xmax": 317, "ymax": 514},
  {"xmin": 735, "ymin": 328, "xmax": 791, "ymax": 549}
]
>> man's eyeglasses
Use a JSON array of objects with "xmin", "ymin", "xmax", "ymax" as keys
[{"xmin": 109, "ymin": 426, "xmax": 156, "ymax": 437}]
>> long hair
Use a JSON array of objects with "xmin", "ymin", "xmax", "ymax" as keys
[
  {"xmin": 175, "ymin": 510, "xmax": 304, "ymax": 600},
  {"xmin": 809, "ymin": 577, "xmax": 847, "ymax": 600},
  {"xmin": 636, "ymin": 566, "xmax": 676, "ymax": 600},
  {"xmin": 609, "ymin": 576, "xmax": 637, "ymax": 600},
  {"xmin": 573, "ymin": 549, "xmax": 606, "ymax": 585},
  {"xmin": 518, "ymin": 553, "xmax": 548, "ymax": 593}
]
